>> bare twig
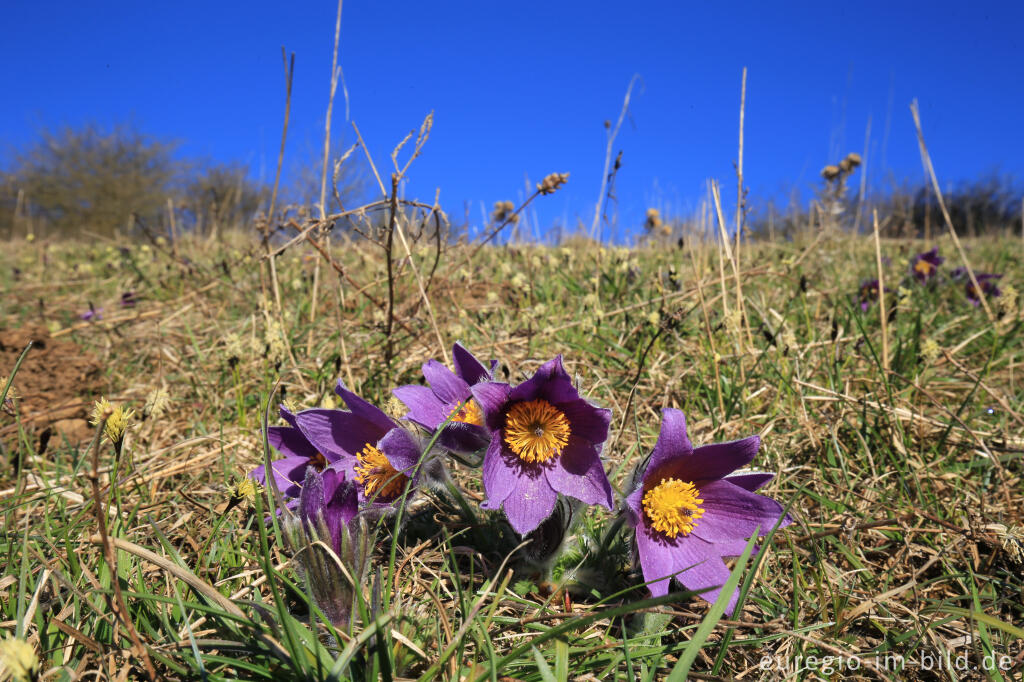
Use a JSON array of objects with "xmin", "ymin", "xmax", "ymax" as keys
[
  {"xmin": 86, "ymin": 414, "xmax": 158, "ymax": 680},
  {"xmin": 591, "ymin": 74, "xmax": 640, "ymax": 242},
  {"xmin": 909, "ymin": 100, "xmax": 995, "ymax": 322},
  {"xmin": 872, "ymin": 210, "xmax": 889, "ymax": 373}
]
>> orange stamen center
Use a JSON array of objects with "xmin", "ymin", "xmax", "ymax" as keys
[
  {"xmin": 503, "ymin": 399, "xmax": 570, "ymax": 464},
  {"xmin": 449, "ymin": 398, "xmax": 484, "ymax": 426},
  {"xmin": 354, "ymin": 443, "xmax": 407, "ymax": 500}
]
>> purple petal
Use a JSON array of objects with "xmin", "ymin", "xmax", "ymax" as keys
[
  {"xmin": 510, "ymin": 356, "xmax": 577, "ymax": 405},
  {"xmin": 379, "ymin": 427, "xmax": 423, "ymax": 478},
  {"xmin": 644, "ymin": 408, "xmax": 694, "ymax": 477},
  {"xmin": 635, "ymin": 522, "xmax": 681, "ymax": 597},
  {"xmin": 334, "ymin": 381, "xmax": 397, "ymax": 433},
  {"xmin": 268, "ymin": 425, "xmax": 320, "ymax": 461},
  {"xmin": 558, "ymin": 399, "xmax": 611, "ymax": 446},
  {"xmin": 724, "ymin": 471, "xmax": 774, "ymax": 492},
  {"xmin": 294, "ymin": 409, "xmax": 386, "ymax": 460},
  {"xmin": 298, "ymin": 467, "xmax": 325, "ymax": 522},
  {"xmin": 691, "ymin": 478, "xmax": 788, "ymax": 543},
  {"xmin": 422, "ymin": 359, "xmax": 471, "ymax": 404},
  {"xmin": 393, "ymin": 384, "xmax": 448, "ymax": 429},
  {"xmin": 279, "ymin": 405, "xmax": 299, "ymax": 428},
  {"xmin": 669, "ymin": 536, "xmax": 739, "ymax": 615},
  {"xmin": 545, "ymin": 436, "xmax": 613, "ymax": 509},
  {"xmin": 666, "ymin": 436, "xmax": 761, "ymax": 485},
  {"xmin": 625, "ymin": 485, "xmax": 644, "ymax": 520},
  {"xmin": 480, "ymin": 433, "xmax": 517, "ymax": 509},
  {"xmin": 250, "ymin": 454, "xmax": 310, "ymax": 497},
  {"xmin": 471, "ymin": 382, "xmax": 512, "ymax": 431},
  {"xmin": 452, "ymin": 342, "xmax": 492, "ymax": 384},
  {"xmin": 321, "ymin": 469, "xmax": 358, "ymax": 548},
  {"xmin": 501, "ymin": 469, "xmax": 559, "ymax": 535},
  {"xmin": 437, "ymin": 421, "xmax": 491, "ymax": 454}
]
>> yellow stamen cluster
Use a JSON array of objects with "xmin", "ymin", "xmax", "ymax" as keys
[
  {"xmin": 355, "ymin": 443, "xmax": 407, "ymax": 500},
  {"xmin": 503, "ymin": 399, "xmax": 571, "ymax": 464},
  {"xmin": 230, "ymin": 477, "xmax": 264, "ymax": 504},
  {"xmin": 642, "ymin": 478, "xmax": 705, "ymax": 538},
  {"xmin": 914, "ymin": 260, "xmax": 935, "ymax": 276},
  {"xmin": 449, "ymin": 398, "xmax": 484, "ymax": 426},
  {"xmin": 0, "ymin": 635, "xmax": 39, "ymax": 682},
  {"xmin": 89, "ymin": 397, "xmax": 135, "ymax": 444}
]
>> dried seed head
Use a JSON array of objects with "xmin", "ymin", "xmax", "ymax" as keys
[
  {"xmin": 644, "ymin": 208, "xmax": 662, "ymax": 231},
  {"xmin": 492, "ymin": 200, "xmax": 518, "ymax": 224},
  {"xmin": 844, "ymin": 152, "xmax": 862, "ymax": 168},
  {"xmin": 143, "ymin": 386, "xmax": 171, "ymax": 420},
  {"xmin": 537, "ymin": 172, "xmax": 569, "ymax": 196},
  {"xmin": 821, "ymin": 165, "xmax": 841, "ymax": 181}
]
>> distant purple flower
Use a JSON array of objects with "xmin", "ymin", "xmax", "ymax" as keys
[
  {"xmin": 909, "ymin": 246, "xmax": 943, "ymax": 283},
  {"xmin": 856, "ymin": 279, "xmax": 888, "ymax": 311},
  {"xmin": 294, "ymin": 382, "xmax": 428, "ymax": 507},
  {"xmin": 250, "ymin": 405, "xmax": 333, "ymax": 505},
  {"xmin": 624, "ymin": 409, "xmax": 791, "ymax": 615},
  {"xmin": 80, "ymin": 307, "xmax": 103, "ymax": 321},
  {"xmin": 393, "ymin": 343, "xmax": 496, "ymax": 454},
  {"xmin": 471, "ymin": 356, "xmax": 613, "ymax": 536},
  {"xmin": 120, "ymin": 291, "xmax": 138, "ymax": 308},
  {"xmin": 951, "ymin": 267, "xmax": 1002, "ymax": 306}
]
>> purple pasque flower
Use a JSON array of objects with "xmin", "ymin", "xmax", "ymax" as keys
[
  {"xmin": 293, "ymin": 381, "xmax": 428, "ymax": 507},
  {"xmin": 624, "ymin": 409, "xmax": 791, "ymax": 615},
  {"xmin": 951, "ymin": 267, "xmax": 1002, "ymax": 306},
  {"xmin": 393, "ymin": 343, "xmax": 496, "ymax": 454},
  {"xmin": 471, "ymin": 355, "xmax": 613, "ymax": 536},
  {"xmin": 856, "ymin": 279, "xmax": 888, "ymax": 311},
  {"xmin": 909, "ymin": 246, "xmax": 943, "ymax": 283},
  {"xmin": 250, "ymin": 405, "xmax": 333, "ymax": 505},
  {"xmin": 80, "ymin": 306, "xmax": 103, "ymax": 321}
]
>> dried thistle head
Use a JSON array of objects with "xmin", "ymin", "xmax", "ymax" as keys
[
  {"xmin": 821, "ymin": 165, "xmax": 841, "ymax": 182},
  {"xmin": 143, "ymin": 386, "xmax": 171, "ymax": 420},
  {"xmin": 842, "ymin": 152, "xmax": 862, "ymax": 171},
  {"xmin": 644, "ymin": 208, "xmax": 662, "ymax": 232},
  {"xmin": 537, "ymin": 172, "xmax": 569, "ymax": 196},
  {"xmin": 492, "ymin": 200, "xmax": 518, "ymax": 224}
]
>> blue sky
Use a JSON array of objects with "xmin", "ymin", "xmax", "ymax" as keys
[{"xmin": 5, "ymin": 1, "xmax": 1022, "ymax": 241}]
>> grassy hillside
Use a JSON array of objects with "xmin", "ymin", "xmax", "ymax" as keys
[{"xmin": 1, "ymin": 227, "xmax": 1022, "ymax": 680}]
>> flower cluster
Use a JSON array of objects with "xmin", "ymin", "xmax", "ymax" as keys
[
  {"xmin": 858, "ymin": 246, "xmax": 1005, "ymax": 310},
  {"xmin": 248, "ymin": 343, "xmax": 790, "ymax": 616}
]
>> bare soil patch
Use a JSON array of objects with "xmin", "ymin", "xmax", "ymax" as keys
[{"xmin": 1, "ymin": 323, "xmax": 102, "ymax": 437}]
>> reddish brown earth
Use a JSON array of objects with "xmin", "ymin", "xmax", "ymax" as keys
[{"xmin": 1, "ymin": 323, "xmax": 102, "ymax": 446}]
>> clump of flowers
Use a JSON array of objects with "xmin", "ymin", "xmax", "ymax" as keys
[
  {"xmin": 246, "ymin": 347, "xmax": 791, "ymax": 624},
  {"xmin": 952, "ymin": 267, "xmax": 1003, "ymax": 306}
]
